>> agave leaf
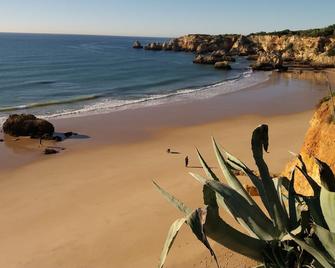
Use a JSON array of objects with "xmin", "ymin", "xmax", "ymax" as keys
[
  {"xmin": 196, "ymin": 148, "xmax": 220, "ymax": 182},
  {"xmin": 201, "ymin": 184, "xmax": 266, "ymax": 261},
  {"xmin": 251, "ymin": 125, "xmax": 288, "ymax": 233},
  {"xmin": 212, "ymin": 137, "xmax": 255, "ymax": 205},
  {"xmin": 203, "ymin": 184, "xmax": 218, "ymax": 209},
  {"xmin": 158, "ymin": 218, "xmax": 186, "ymax": 268},
  {"xmin": 190, "ymin": 172, "xmax": 239, "ymax": 221},
  {"xmin": 204, "ymin": 206, "xmax": 266, "ymax": 262},
  {"xmin": 288, "ymin": 172, "xmax": 298, "ymax": 230},
  {"xmin": 190, "ymin": 172, "xmax": 278, "ymax": 240},
  {"xmin": 225, "ymin": 154, "xmax": 272, "ymax": 217},
  {"xmin": 313, "ymin": 224, "xmax": 335, "ymax": 260},
  {"xmin": 315, "ymin": 158, "xmax": 335, "ymax": 192},
  {"xmin": 289, "ymin": 151, "xmax": 307, "ymax": 171},
  {"xmin": 186, "ymin": 207, "xmax": 220, "ymax": 268},
  {"xmin": 295, "ymin": 165, "xmax": 321, "ymax": 195},
  {"xmin": 195, "ymin": 151, "xmax": 230, "ymax": 213},
  {"xmin": 290, "ymin": 234, "xmax": 334, "ymax": 268},
  {"xmin": 277, "ymin": 176, "xmax": 290, "ymax": 192},
  {"xmin": 152, "ymin": 181, "xmax": 192, "ymax": 215},
  {"xmin": 303, "ymin": 196, "xmax": 329, "ymax": 229},
  {"xmin": 316, "ymin": 159, "xmax": 335, "ymax": 232},
  {"xmin": 320, "ymin": 186, "xmax": 335, "ymax": 233},
  {"xmin": 273, "ymin": 177, "xmax": 286, "ymax": 211}
]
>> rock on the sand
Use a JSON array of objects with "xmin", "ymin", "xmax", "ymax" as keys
[
  {"xmin": 44, "ymin": 148, "xmax": 59, "ymax": 155},
  {"xmin": 2, "ymin": 114, "xmax": 55, "ymax": 138}
]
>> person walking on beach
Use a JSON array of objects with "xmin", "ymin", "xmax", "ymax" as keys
[{"xmin": 185, "ymin": 156, "xmax": 189, "ymax": 167}]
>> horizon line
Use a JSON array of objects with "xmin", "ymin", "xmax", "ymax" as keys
[{"xmin": 0, "ymin": 30, "xmax": 175, "ymax": 39}]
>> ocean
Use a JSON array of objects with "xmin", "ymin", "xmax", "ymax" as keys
[{"xmin": 0, "ymin": 33, "xmax": 269, "ymax": 123}]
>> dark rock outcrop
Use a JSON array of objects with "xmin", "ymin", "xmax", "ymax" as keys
[
  {"xmin": 251, "ymin": 52, "xmax": 285, "ymax": 71},
  {"xmin": 193, "ymin": 53, "xmax": 235, "ymax": 65},
  {"xmin": 144, "ymin": 42, "xmax": 163, "ymax": 51},
  {"xmin": 132, "ymin": 40, "xmax": 143, "ymax": 49},
  {"xmin": 64, "ymin": 132, "xmax": 74, "ymax": 138},
  {"xmin": 2, "ymin": 114, "xmax": 54, "ymax": 138},
  {"xmin": 230, "ymin": 35, "xmax": 257, "ymax": 56},
  {"xmin": 44, "ymin": 148, "xmax": 59, "ymax": 155},
  {"xmin": 214, "ymin": 61, "xmax": 231, "ymax": 70},
  {"xmin": 53, "ymin": 136, "xmax": 63, "ymax": 142}
]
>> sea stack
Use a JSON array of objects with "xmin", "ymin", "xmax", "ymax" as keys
[{"xmin": 132, "ymin": 40, "xmax": 143, "ymax": 49}]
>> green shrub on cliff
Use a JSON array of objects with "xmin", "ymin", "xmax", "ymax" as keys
[
  {"xmin": 327, "ymin": 48, "xmax": 335, "ymax": 57},
  {"xmin": 154, "ymin": 125, "xmax": 335, "ymax": 268},
  {"xmin": 251, "ymin": 24, "xmax": 335, "ymax": 37}
]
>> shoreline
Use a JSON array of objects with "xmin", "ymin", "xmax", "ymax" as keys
[
  {"xmin": 0, "ymin": 64, "xmax": 261, "ymax": 125},
  {"xmin": 0, "ymin": 69, "xmax": 329, "ymax": 171}
]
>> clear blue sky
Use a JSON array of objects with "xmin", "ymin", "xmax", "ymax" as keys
[{"xmin": 0, "ymin": 0, "xmax": 334, "ymax": 37}]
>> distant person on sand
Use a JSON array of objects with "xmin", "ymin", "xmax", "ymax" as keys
[
  {"xmin": 167, "ymin": 148, "xmax": 170, "ymax": 153},
  {"xmin": 185, "ymin": 156, "xmax": 189, "ymax": 167}
]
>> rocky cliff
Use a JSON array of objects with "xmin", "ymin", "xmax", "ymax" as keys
[
  {"xmin": 249, "ymin": 35, "xmax": 335, "ymax": 67},
  {"xmin": 137, "ymin": 26, "xmax": 335, "ymax": 70},
  {"xmin": 283, "ymin": 94, "xmax": 335, "ymax": 195}
]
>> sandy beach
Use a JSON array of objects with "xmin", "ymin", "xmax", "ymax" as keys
[{"xmin": 0, "ymin": 70, "xmax": 332, "ymax": 268}]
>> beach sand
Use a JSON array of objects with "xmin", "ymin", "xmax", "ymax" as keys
[{"xmin": 0, "ymin": 70, "xmax": 332, "ymax": 268}]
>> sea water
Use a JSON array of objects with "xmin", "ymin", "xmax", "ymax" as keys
[{"xmin": 0, "ymin": 33, "xmax": 269, "ymax": 123}]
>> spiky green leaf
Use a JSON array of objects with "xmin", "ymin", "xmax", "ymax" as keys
[
  {"xmin": 204, "ymin": 206, "xmax": 265, "ymax": 262},
  {"xmin": 153, "ymin": 181, "xmax": 192, "ymax": 215},
  {"xmin": 320, "ymin": 186, "xmax": 335, "ymax": 233},
  {"xmin": 196, "ymin": 148, "xmax": 220, "ymax": 182},
  {"xmin": 190, "ymin": 172, "xmax": 278, "ymax": 240},
  {"xmin": 158, "ymin": 218, "xmax": 186, "ymax": 268},
  {"xmin": 288, "ymin": 173, "xmax": 298, "ymax": 230},
  {"xmin": 251, "ymin": 124, "xmax": 288, "ymax": 234},
  {"xmin": 186, "ymin": 208, "xmax": 219, "ymax": 268},
  {"xmin": 212, "ymin": 137, "xmax": 254, "ymax": 205},
  {"xmin": 224, "ymin": 153, "xmax": 272, "ymax": 217},
  {"xmin": 291, "ymin": 234, "xmax": 334, "ymax": 268},
  {"xmin": 313, "ymin": 224, "xmax": 335, "ymax": 260}
]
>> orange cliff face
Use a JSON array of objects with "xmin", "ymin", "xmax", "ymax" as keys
[
  {"xmin": 249, "ymin": 35, "xmax": 335, "ymax": 66},
  {"xmin": 283, "ymin": 95, "xmax": 335, "ymax": 195},
  {"xmin": 162, "ymin": 34, "xmax": 335, "ymax": 67}
]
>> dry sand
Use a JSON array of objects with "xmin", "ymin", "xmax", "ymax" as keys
[{"xmin": 0, "ymin": 70, "xmax": 331, "ymax": 268}]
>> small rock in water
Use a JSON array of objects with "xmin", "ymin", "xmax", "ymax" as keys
[
  {"xmin": 44, "ymin": 148, "xmax": 59, "ymax": 155},
  {"xmin": 64, "ymin": 131, "xmax": 73, "ymax": 138},
  {"xmin": 53, "ymin": 136, "xmax": 63, "ymax": 142},
  {"xmin": 132, "ymin": 40, "xmax": 143, "ymax": 49}
]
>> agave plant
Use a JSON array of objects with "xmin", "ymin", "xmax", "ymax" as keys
[{"xmin": 154, "ymin": 124, "xmax": 335, "ymax": 268}]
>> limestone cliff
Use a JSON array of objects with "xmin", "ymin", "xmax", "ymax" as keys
[
  {"xmin": 249, "ymin": 35, "xmax": 335, "ymax": 67},
  {"xmin": 283, "ymin": 95, "xmax": 335, "ymax": 195},
  {"xmin": 139, "ymin": 28, "xmax": 335, "ymax": 69}
]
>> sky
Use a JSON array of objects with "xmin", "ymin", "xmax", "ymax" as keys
[{"xmin": 0, "ymin": 0, "xmax": 334, "ymax": 37}]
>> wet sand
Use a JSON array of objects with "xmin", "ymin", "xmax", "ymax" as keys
[{"xmin": 0, "ymin": 70, "xmax": 328, "ymax": 170}]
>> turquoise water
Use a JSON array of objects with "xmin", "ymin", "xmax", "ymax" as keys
[{"xmin": 0, "ymin": 33, "xmax": 265, "ymax": 122}]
